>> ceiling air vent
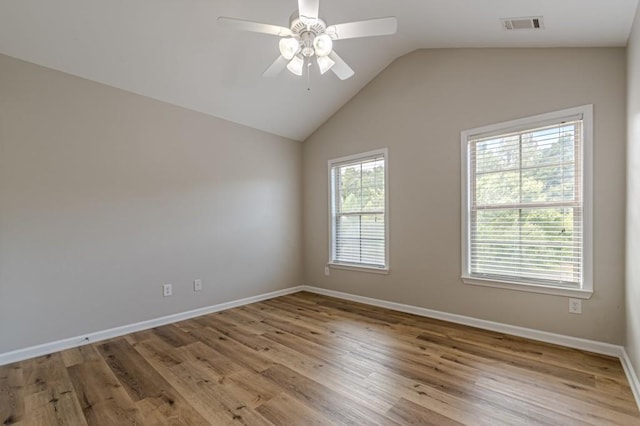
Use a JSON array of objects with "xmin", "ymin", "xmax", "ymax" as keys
[{"xmin": 501, "ymin": 16, "xmax": 544, "ymax": 30}]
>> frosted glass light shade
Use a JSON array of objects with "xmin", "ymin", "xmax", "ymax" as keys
[
  {"xmin": 317, "ymin": 55, "xmax": 335, "ymax": 74},
  {"xmin": 313, "ymin": 34, "xmax": 333, "ymax": 57},
  {"xmin": 279, "ymin": 38, "xmax": 299, "ymax": 60},
  {"xmin": 286, "ymin": 55, "xmax": 304, "ymax": 76}
]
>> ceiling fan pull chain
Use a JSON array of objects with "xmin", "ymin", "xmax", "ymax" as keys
[{"xmin": 307, "ymin": 58, "xmax": 312, "ymax": 91}]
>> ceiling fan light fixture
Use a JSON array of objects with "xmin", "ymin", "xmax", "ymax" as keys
[
  {"xmin": 286, "ymin": 55, "xmax": 305, "ymax": 76},
  {"xmin": 317, "ymin": 55, "xmax": 335, "ymax": 74},
  {"xmin": 313, "ymin": 33, "xmax": 333, "ymax": 56},
  {"xmin": 279, "ymin": 37, "xmax": 299, "ymax": 60},
  {"xmin": 218, "ymin": 1, "xmax": 398, "ymax": 81}
]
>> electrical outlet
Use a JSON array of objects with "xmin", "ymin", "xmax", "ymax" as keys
[
  {"xmin": 569, "ymin": 298, "xmax": 582, "ymax": 314},
  {"xmin": 163, "ymin": 283, "xmax": 173, "ymax": 297},
  {"xmin": 194, "ymin": 279, "xmax": 202, "ymax": 292},
  {"xmin": 324, "ymin": 266, "xmax": 330, "ymax": 276}
]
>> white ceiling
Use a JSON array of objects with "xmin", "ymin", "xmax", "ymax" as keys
[{"xmin": 0, "ymin": 0, "xmax": 638, "ymax": 141}]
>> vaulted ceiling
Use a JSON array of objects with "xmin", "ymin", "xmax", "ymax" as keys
[{"xmin": 0, "ymin": 0, "xmax": 638, "ymax": 141}]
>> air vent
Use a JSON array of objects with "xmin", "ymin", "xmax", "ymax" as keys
[{"xmin": 501, "ymin": 16, "xmax": 544, "ymax": 30}]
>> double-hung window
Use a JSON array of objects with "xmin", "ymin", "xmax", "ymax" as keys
[
  {"xmin": 329, "ymin": 149, "xmax": 389, "ymax": 272},
  {"xmin": 461, "ymin": 106, "xmax": 593, "ymax": 297}
]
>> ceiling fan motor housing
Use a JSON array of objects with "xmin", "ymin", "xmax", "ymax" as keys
[{"xmin": 289, "ymin": 12, "xmax": 329, "ymax": 57}]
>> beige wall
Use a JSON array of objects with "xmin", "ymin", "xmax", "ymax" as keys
[
  {"xmin": 303, "ymin": 48, "xmax": 627, "ymax": 344},
  {"xmin": 0, "ymin": 54, "xmax": 302, "ymax": 353},
  {"xmin": 0, "ymin": 45, "xmax": 631, "ymax": 354},
  {"xmin": 627, "ymin": 5, "xmax": 640, "ymax": 376}
]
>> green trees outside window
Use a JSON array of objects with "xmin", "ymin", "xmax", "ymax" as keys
[
  {"xmin": 330, "ymin": 152, "xmax": 387, "ymax": 268},
  {"xmin": 469, "ymin": 122, "xmax": 583, "ymax": 286}
]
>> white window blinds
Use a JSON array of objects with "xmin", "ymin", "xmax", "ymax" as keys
[
  {"xmin": 467, "ymin": 119, "xmax": 584, "ymax": 287},
  {"xmin": 330, "ymin": 151, "xmax": 387, "ymax": 269}
]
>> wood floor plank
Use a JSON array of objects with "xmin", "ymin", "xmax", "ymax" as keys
[
  {"xmin": 217, "ymin": 369, "xmax": 282, "ymax": 410},
  {"xmin": 179, "ymin": 322, "xmax": 276, "ymax": 373},
  {"xmin": 255, "ymin": 392, "xmax": 332, "ymax": 425},
  {"xmin": 67, "ymin": 359, "xmax": 143, "ymax": 425},
  {"xmin": 440, "ymin": 349, "xmax": 639, "ymax": 415},
  {"xmin": 23, "ymin": 384, "xmax": 88, "ymax": 426},
  {"xmin": 386, "ymin": 397, "xmax": 464, "ymax": 426},
  {"xmin": 132, "ymin": 336, "xmax": 183, "ymax": 371},
  {"xmin": 162, "ymin": 362, "xmax": 272, "ymax": 425},
  {"xmin": 0, "ymin": 291, "xmax": 637, "ymax": 425},
  {"xmin": 365, "ymin": 370, "xmax": 521, "ymax": 426},
  {"xmin": 417, "ymin": 332, "xmax": 598, "ymax": 386},
  {"xmin": 260, "ymin": 332, "xmax": 397, "ymax": 414},
  {"xmin": 21, "ymin": 353, "xmax": 70, "ymax": 395},
  {"xmin": 353, "ymin": 344, "xmax": 578, "ymax": 425},
  {"xmin": 60, "ymin": 345, "xmax": 101, "ymax": 368},
  {"xmin": 96, "ymin": 339, "xmax": 161, "ymax": 402},
  {"xmin": 151, "ymin": 324, "xmax": 197, "ymax": 348},
  {"xmin": 476, "ymin": 375, "xmax": 640, "ymax": 425},
  {"xmin": 17, "ymin": 353, "xmax": 85, "ymax": 425},
  {"xmin": 0, "ymin": 364, "xmax": 24, "ymax": 425},
  {"xmin": 174, "ymin": 341, "xmax": 243, "ymax": 378},
  {"xmin": 96, "ymin": 338, "xmax": 209, "ymax": 425},
  {"xmin": 261, "ymin": 363, "xmax": 399, "ymax": 425}
]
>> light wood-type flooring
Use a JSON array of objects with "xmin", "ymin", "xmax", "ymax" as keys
[{"xmin": 1, "ymin": 292, "xmax": 639, "ymax": 425}]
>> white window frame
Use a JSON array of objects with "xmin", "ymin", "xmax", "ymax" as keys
[
  {"xmin": 461, "ymin": 105, "xmax": 593, "ymax": 299},
  {"xmin": 328, "ymin": 148, "xmax": 389, "ymax": 274}
]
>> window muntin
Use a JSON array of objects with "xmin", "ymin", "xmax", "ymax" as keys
[
  {"xmin": 462, "ymin": 106, "xmax": 592, "ymax": 294},
  {"xmin": 329, "ymin": 149, "xmax": 388, "ymax": 270}
]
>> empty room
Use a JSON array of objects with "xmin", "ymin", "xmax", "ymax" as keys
[{"xmin": 1, "ymin": 0, "xmax": 640, "ymax": 424}]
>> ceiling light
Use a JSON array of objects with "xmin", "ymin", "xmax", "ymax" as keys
[
  {"xmin": 313, "ymin": 34, "xmax": 333, "ymax": 57},
  {"xmin": 286, "ymin": 55, "xmax": 304, "ymax": 76},
  {"xmin": 317, "ymin": 55, "xmax": 335, "ymax": 74},
  {"xmin": 218, "ymin": 1, "xmax": 398, "ymax": 80},
  {"xmin": 279, "ymin": 37, "xmax": 299, "ymax": 60}
]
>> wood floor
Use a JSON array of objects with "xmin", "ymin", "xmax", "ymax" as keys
[{"xmin": 1, "ymin": 292, "xmax": 639, "ymax": 425}]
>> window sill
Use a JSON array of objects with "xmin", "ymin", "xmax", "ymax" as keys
[
  {"xmin": 329, "ymin": 263, "xmax": 389, "ymax": 275},
  {"xmin": 461, "ymin": 275, "xmax": 593, "ymax": 299}
]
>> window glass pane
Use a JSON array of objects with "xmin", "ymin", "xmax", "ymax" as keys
[
  {"xmin": 475, "ymin": 170, "xmax": 520, "ymax": 205},
  {"xmin": 521, "ymin": 124, "xmax": 577, "ymax": 168},
  {"xmin": 331, "ymin": 153, "xmax": 386, "ymax": 268},
  {"xmin": 338, "ymin": 164, "xmax": 361, "ymax": 214},
  {"xmin": 468, "ymin": 120, "xmax": 583, "ymax": 288},
  {"xmin": 475, "ymin": 135, "xmax": 520, "ymax": 174},
  {"xmin": 471, "ymin": 207, "xmax": 581, "ymax": 284},
  {"xmin": 335, "ymin": 214, "xmax": 384, "ymax": 265},
  {"xmin": 521, "ymin": 164, "xmax": 576, "ymax": 203}
]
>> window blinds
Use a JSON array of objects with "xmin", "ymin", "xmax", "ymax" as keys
[
  {"xmin": 331, "ymin": 154, "xmax": 386, "ymax": 267},
  {"xmin": 468, "ymin": 120, "xmax": 583, "ymax": 287}
]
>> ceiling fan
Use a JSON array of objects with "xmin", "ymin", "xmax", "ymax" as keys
[{"xmin": 217, "ymin": 0, "xmax": 397, "ymax": 80}]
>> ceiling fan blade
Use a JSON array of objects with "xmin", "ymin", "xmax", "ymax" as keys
[
  {"xmin": 326, "ymin": 17, "xmax": 397, "ymax": 40},
  {"xmin": 328, "ymin": 51, "xmax": 354, "ymax": 80},
  {"xmin": 298, "ymin": 0, "xmax": 319, "ymax": 23},
  {"xmin": 263, "ymin": 55, "xmax": 289, "ymax": 77},
  {"xmin": 217, "ymin": 17, "xmax": 291, "ymax": 37}
]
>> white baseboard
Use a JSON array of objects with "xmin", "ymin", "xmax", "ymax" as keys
[
  {"xmin": 620, "ymin": 348, "xmax": 640, "ymax": 408},
  {"xmin": 0, "ymin": 285, "xmax": 305, "ymax": 366},
  {"xmin": 300, "ymin": 285, "xmax": 640, "ymax": 411}
]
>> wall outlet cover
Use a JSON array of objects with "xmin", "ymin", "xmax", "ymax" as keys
[
  {"xmin": 569, "ymin": 298, "xmax": 582, "ymax": 314},
  {"xmin": 163, "ymin": 283, "xmax": 173, "ymax": 297}
]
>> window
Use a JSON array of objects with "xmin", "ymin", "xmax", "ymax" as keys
[
  {"xmin": 329, "ymin": 149, "xmax": 388, "ymax": 272},
  {"xmin": 461, "ymin": 106, "xmax": 593, "ymax": 298}
]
